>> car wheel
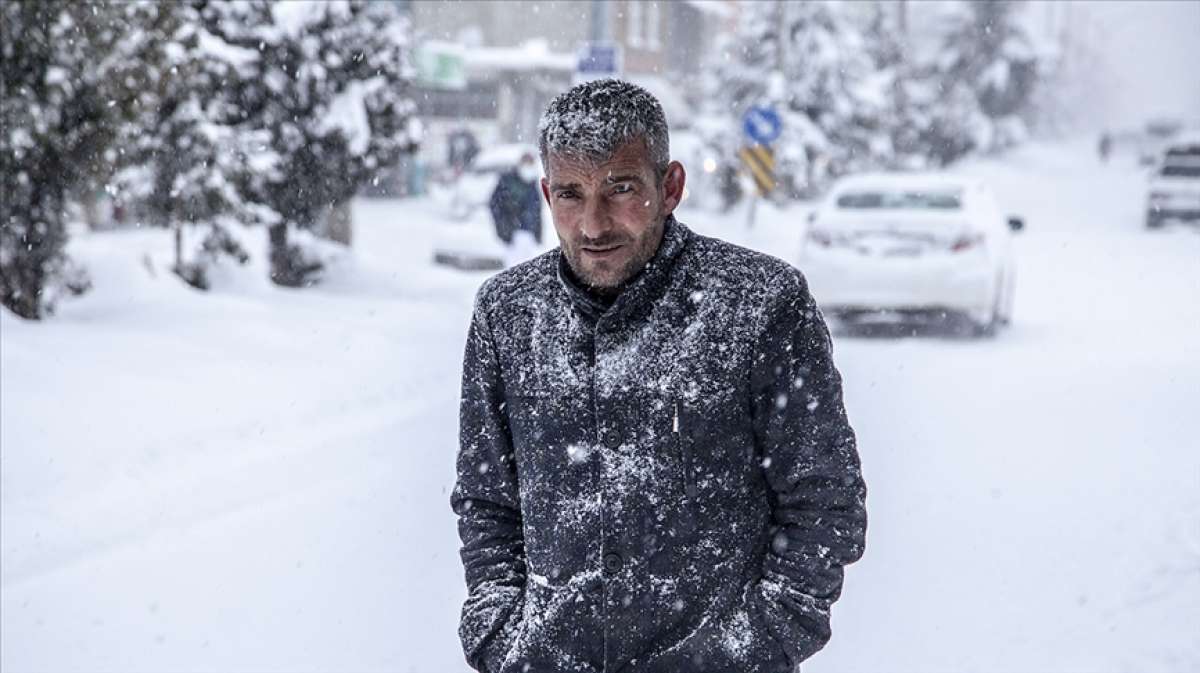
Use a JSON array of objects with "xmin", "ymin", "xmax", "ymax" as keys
[
  {"xmin": 999, "ymin": 271, "xmax": 1014, "ymax": 326},
  {"xmin": 972, "ymin": 288, "xmax": 1003, "ymax": 338},
  {"xmin": 972, "ymin": 315, "xmax": 999, "ymax": 338},
  {"xmin": 1146, "ymin": 211, "xmax": 1164, "ymax": 229}
]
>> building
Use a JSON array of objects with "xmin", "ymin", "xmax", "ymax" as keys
[{"xmin": 404, "ymin": 0, "xmax": 736, "ymax": 172}]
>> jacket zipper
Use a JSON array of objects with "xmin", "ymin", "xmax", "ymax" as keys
[{"xmin": 674, "ymin": 400, "xmax": 698, "ymax": 501}]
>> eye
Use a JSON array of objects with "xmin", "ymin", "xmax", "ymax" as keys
[
  {"xmin": 612, "ymin": 183, "xmax": 633, "ymax": 195},
  {"xmin": 556, "ymin": 190, "xmax": 578, "ymax": 200}
]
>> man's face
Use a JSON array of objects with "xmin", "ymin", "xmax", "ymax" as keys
[{"xmin": 541, "ymin": 139, "xmax": 685, "ymax": 293}]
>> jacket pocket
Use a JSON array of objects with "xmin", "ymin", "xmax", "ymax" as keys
[
  {"xmin": 463, "ymin": 584, "xmax": 525, "ymax": 673},
  {"xmin": 746, "ymin": 579, "xmax": 796, "ymax": 673},
  {"xmin": 634, "ymin": 579, "xmax": 792, "ymax": 673}
]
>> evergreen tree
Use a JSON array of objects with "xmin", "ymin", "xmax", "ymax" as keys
[
  {"xmin": 909, "ymin": 75, "xmax": 989, "ymax": 167},
  {"xmin": 0, "ymin": 1, "xmax": 122, "ymax": 318},
  {"xmin": 111, "ymin": 1, "xmax": 267, "ymax": 289},
  {"xmin": 855, "ymin": 0, "xmax": 998, "ymax": 167},
  {"xmin": 934, "ymin": 0, "xmax": 1040, "ymax": 152},
  {"xmin": 714, "ymin": 0, "xmax": 889, "ymax": 196},
  {"xmin": 861, "ymin": 1, "xmax": 923, "ymax": 168},
  {"xmin": 710, "ymin": 0, "xmax": 1047, "ymax": 181},
  {"xmin": 240, "ymin": 0, "xmax": 419, "ymax": 287},
  {"xmin": 781, "ymin": 1, "xmax": 889, "ymax": 174}
]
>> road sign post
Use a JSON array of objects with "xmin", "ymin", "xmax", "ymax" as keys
[
  {"xmin": 739, "ymin": 105, "xmax": 783, "ymax": 229},
  {"xmin": 738, "ymin": 144, "xmax": 777, "ymax": 196}
]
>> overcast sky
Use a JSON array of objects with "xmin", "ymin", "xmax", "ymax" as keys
[{"xmin": 1077, "ymin": 0, "xmax": 1200, "ymax": 130}]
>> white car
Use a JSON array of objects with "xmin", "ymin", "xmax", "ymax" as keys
[
  {"xmin": 1146, "ymin": 134, "xmax": 1200, "ymax": 229},
  {"xmin": 798, "ymin": 172, "xmax": 1023, "ymax": 336}
]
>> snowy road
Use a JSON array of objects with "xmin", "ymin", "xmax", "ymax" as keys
[{"xmin": 3, "ymin": 142, "xmax": 1198, "ymax": 672}]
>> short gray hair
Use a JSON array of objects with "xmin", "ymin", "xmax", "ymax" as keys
[{"xmin": 537, "ymin": 79, "xmax": 670, "ymax": 178}]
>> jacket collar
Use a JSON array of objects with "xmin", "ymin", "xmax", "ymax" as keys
[{"xmin": 556, "ymin": 214, "xmax": 691, "ymax": 325}]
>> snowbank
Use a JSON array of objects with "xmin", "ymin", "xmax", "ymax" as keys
[{"xmin": 2, "ymin": 141, "xmax": 1198, "ymax": 672}]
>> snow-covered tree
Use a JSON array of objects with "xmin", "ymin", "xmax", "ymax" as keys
[
  {"xmin": 860, "ymin": 1, "xmax": 923, "ymax": 168},
  {"xmin": 1022, "ymin": 5, "xmax": 1110, "ymax": 137},
  {"xmin": 239, "ymin": 0, "xmax": 419, "ymax": 287},
  {"xmin": 111, "ymin": 1, "xmax": 271, "ymax": 289},
  {"xmin": 1, "ymin": 1, "xmax": 116, "ymax": 318},
  {"xmin": 933, "ymin": 0, "xmax": 1040, "ymax": 152},
  {"xmin": 707, "ymin": 0, "xmax": 1048, "ymax": 186},
  {"xmin": 712, "ymin": 0, "xmax": 890, "ymax": 196},
  {"xmin": 860, "ymin": 1, "xmax": 985, "ymax": 167},
  {"xmin": 780, "ymin": 1, "xmax": 891, "ymax": 173}
]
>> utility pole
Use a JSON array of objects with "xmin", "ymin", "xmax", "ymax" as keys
[
  {"xmin": 895, "ymin": 0, "xmax": 910, "ymax": 160},
  {"xmin": 591, "ymin": 0, "xmax": 610, "ymax": 42},
  {"xmin": 776, "ymin": 0, "xmax": 790, "ymax": 77}
]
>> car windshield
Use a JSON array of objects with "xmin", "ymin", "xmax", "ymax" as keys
[
  {"xmin": 1160, "ymin": 163, "xmax": 1200, "ymax": 178},
  {"xmin": 1164, "ymin": 145, "xmax": 1200, "ymax": 158},
  {"xmin": 836, "ymin": 190, "xmax": 963, "ymax": 210}
]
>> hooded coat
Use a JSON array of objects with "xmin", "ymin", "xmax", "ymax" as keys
[{"xmin": 452, "ymin": 216, "xmax": 867, "ymax": 673}]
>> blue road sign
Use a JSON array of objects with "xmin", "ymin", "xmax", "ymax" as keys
[
  {"xmin": 742, "ymin": 106, "xmax": 782, "ymax": 145},
  {"xmin": 578, "ymin": 42, "xmax": 621, "ymax": 76}
]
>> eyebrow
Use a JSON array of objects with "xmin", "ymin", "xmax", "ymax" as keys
[
  {"xmin": 604, "ymin": 174, "xmax": 644, "ymax": 185},
  {"xmin": 548, "ymin": 174, "xmax": 645, "ymax": 192}
]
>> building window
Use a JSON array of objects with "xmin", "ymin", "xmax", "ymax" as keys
[
  {"xmin": 628, "ymin": 1, "xmax": 643, "ymax": 49},
  {"xmin": 646, "ymin": 2, "xmax": 660, "ymax": 51}
]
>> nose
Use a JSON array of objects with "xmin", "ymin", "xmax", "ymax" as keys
[{"xmin": 580, "ymin": 194, "xmax": 616, "ymax": 241}]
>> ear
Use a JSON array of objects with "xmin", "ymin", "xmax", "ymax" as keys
[
  {"xmin": 540, "ymin": 177, "xmax": 552, "ymax": 206},
  {"xmin": 660, "ymin": 161, "xmax": 686, "ymax": 215}
]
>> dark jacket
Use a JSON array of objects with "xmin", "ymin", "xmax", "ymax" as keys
[
  {"xmin": 490, "ymin": 170, "xmax": 542, "ymax": 245},
  {"xmin": 452, "ymin": 216, "xmax": 867, "ymax": 673}
]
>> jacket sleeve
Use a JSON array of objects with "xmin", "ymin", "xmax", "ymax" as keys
[
  {"xmin": 451, "ymin": 285, "xmax": 527, "ymax": 673},
  {"xmin": 748, "ymin": 268, "xmax": 867, "ymax": 665}
]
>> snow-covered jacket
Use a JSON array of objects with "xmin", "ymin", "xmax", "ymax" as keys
[{"xmin": 452, "ymin": 216, "xmax": 867, "ymax": 673}]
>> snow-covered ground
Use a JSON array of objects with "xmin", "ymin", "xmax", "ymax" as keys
[{"xmin": 3, "ymin": 141, "xmax": 1198, "ymax": 672}]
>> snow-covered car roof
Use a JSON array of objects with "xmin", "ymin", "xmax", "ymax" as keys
[
  {"xmin": 470, "ymin": 143, "xmax": 538, "ymax": 172},
  {"xmin": 1162, "ymin": 133, "xmax": 1200, "ymax": 151},
  {"xmin": 830, "ymin": 172, "xmax": 985, "ymax": 195}
]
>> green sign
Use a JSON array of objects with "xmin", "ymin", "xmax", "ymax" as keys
[{"xmin": 416, "ymin": 43, "xmax": 466, "ymax": 90}]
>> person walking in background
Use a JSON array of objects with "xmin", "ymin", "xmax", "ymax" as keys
[
  {"xmin": 448, "ymin": 128, "xmax": 481, "ymax": 175},
  {"xmin": 489, "ymin": 152, "xmax": 543, "ymax": 267},
  {"xmin": 1098, "ymin": 131, "xmax": 1113, "ymax": 163},
  {"xmin": 452, "ymin": 79, "xmax": 867, "ymax": 673}
]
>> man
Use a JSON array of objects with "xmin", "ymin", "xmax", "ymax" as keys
[
  {"xmin": 489, "ymin": 151, "xmax": 544, "ymax": 253},
  {"xmin": 452, "ymin": 79, "xmax": 866, "ymax": 673}
]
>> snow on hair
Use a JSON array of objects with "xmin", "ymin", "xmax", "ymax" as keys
[{"xmin": 537, "ymin": 78, "xmax": 669, "ymax": 177}]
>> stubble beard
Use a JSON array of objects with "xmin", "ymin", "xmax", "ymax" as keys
[{"xmin": 564, "ymin": 216, "xmax": 665, "ymax": 296}]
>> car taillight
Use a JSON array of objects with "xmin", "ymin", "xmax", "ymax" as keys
[
  {"xmin": 807, "ymin": 229, "xmax": 832, "ymax": 247},
  {"xmin": 950, "ymin": 234, "xmax": 983, "ymax": 252}
]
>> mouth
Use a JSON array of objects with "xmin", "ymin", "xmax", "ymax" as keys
[{"xmin": 581, "ymin": 244, "xmax": 623, "ymax": 259}]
